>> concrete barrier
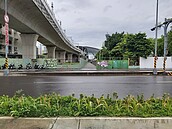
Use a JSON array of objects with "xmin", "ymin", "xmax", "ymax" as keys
[{"xmin": 0, "ymin": 117, "xmax": 172, "ymax": 129}]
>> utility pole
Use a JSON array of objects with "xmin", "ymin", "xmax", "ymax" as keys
[
  {"xmin": 151, "ymin": 18, "xmax": 172, "ymax": 74},
  {"xmin": 4, "ymin": 0, "xmax": 9, "ymax": 76},
  {"xmin": 162, "ymin": 18, "xmax": 172, "ymax": 74},
  {"xmin": 153, "ymin": 0, "xmax": 159, "ymax": 75}
]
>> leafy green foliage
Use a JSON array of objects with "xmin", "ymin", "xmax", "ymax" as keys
[
  {"xmin": 0, "ymin": 92, "xmax": 172, "ymax": 117},
  {"xmin": 167, "ymin": 29, "xmax": 172, "ymax": 56},
  {"xmin": 105, "ymin": 32, "xmax": 124, "ymax": 51},
  {"xmin": 96, "ymin": 32, "xmax": 154, "ymax": 62},
  {"xmin": 96, "ymin": 47, "xmax": 109, "ymax": 60},
  {"xmin": 155, "ymin": 28, "xmax": 172, "ymax": 57},
  {"xmin": 157, "ymin": 36, "xmax": 164, "ymax": 56}
]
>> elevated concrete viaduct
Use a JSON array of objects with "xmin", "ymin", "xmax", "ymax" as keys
[{"xmin": 0, "ymin": 0, "xmax": 80, "ymax": 62}]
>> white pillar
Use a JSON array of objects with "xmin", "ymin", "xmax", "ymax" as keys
[
  {"xmin": 60, "ymin": 51, "xmax": 66, "ymax": 63},
  {"xmin": 21, "ymin": 34, "xmax": 39, "ymax": 59},
  {"xmin": 55, "ymin": 51, "xmax": 60, "ymax": 63},
  {"xmin": 47, "ymin": 46, "xmax": 56, "ymax": 59},
  {"xmin": 72, "ymin": 54, "xmax": 80, "ymax": 62},
  {"xmin": 76, "ymin": 54, "xmax": 80, "ymax": 62},
  {"xmin": 67, "ymin": 53, "xmax": 73, "ymax": 63}
]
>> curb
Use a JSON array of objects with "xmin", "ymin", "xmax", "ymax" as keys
[
  {"xmin": 0, "ymin": 117, "xmax": 172, "ymax": 129},
  {"xmin": 0, "ymin": 70, "xmax": 171, "ymax": 76}
]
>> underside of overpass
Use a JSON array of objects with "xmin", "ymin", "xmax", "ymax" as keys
[{"xmin": 0, "ymin": 0, "xmax": 80, "ymax": 61}]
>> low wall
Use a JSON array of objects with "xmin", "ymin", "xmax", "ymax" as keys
[
  {"xmin": 140, "ymin": 57, "xmax": 172, "ymax": 69},
  {"xmin": 0, "ymin": 58, "xmax": 32, "ymax": 67},
  {"xmin": 0, "ymin": 117, "xmax": 172, "ymax": 129},
  {"xmin": 0, "ymin": 58, "xmax": 87, "ymax": 70}
]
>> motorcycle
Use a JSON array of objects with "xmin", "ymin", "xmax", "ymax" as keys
[
  {"xmin": 18, "ymin": 64, "xmax": 23, "ymax": 70},
  {"xmin": 39, "ymin": 64, "xmax": 45, "ymax": 69},
  {"xmin": 34, "ymin": 63, "xmax": 40, "ymax": 69},
  {"xmin": 1, "ymin": 64, "xmax": 6, "ymax": 69},
  {"xmin": 26, "ymin": 63, "xmax": 32, "ymax": 69},
  {"xmin": 8, "ymin": 64, "xmax": 16, "ymax": 69}
]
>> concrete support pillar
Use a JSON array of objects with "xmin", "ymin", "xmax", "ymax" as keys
[
  {"xmin": 77, "ymin": 54, "xmax": 80, "ymax": 62},
  {"xmin": 55, "ymin": 51, "xmax": 60, "ymax": 63},
  {"xmin": 60, "ymin": 51, "xmax": 66, "ymax": 63},
  {"xmin": 74, "ymin": 54, "xmax": 80, "ymax": 62},
  {"xmin": 67, "ymin": 54, "xmax": 73, "ymax": 63},
  {"xmin": 21, "ymin": 34, "xmax": 39, "ymax": 59},
  {"xmin": 47, "ymin": 46, "xmax": 56, "ymax": 59},
  {"xmin": 55, "ymin": 51, "xmax": 60, "ymax": 59}
]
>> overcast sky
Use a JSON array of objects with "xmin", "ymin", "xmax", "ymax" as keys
[{"xmin": 47, "ymin": 0, "xmax": 172, "ymax": 49}]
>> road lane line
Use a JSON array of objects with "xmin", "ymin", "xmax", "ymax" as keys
[
  {"xmin": 34, "ymin": 81, "xmax": 83, "ymax": 84},
  {"xmin": 156, "ymin": 81, "xmax": 172, "ymax": 84}
]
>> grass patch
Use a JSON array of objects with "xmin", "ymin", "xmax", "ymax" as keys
[{"xmin": 0, "ymin": 91, "xmax": 172, "ymax": 117}]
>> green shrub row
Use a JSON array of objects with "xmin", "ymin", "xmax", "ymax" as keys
[{"xmin": 0, "ymin": 92, "xmax": 172, "ymax": 117}]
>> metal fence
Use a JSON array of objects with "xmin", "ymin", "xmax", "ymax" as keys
[{"xmin": 96, "ymin": 59, "xmax": 129, "ymax": 70}]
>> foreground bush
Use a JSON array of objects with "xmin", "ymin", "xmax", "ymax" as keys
[{"xmin": 0, "ymin": 92, "xmax": 172, "ymax": 117}]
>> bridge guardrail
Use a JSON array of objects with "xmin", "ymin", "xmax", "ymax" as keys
[{"xmin": 33, "ymin": 0, "xmax": 80, "ymax": 53}]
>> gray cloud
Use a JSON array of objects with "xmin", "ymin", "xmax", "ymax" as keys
[
  {"xmin": 47, "ymin": 0, "xmax": 172, "ymax": 48},
  {"xmin": 103, "ymin": 5, "xmax": 112, "ymax": 12},
  {"xmin": 55, "ymin": 8, "xmax": 68, "ymax": 13},
  {"xmin": 52, "ymin": 0, "xmax": 92, "ymax": 9}
]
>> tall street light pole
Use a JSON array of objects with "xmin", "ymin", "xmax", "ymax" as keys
[
  {"xmin": 155, "ymin": 0, "xmax": 158, "ymax": 56},
  {"xmin": 153, "ymin": 0, "xmax": 159, "ymax": 75},
  {"xmin": 4, "ymin": 0, "xmax": 9, "ymax": 76},
  {"xmin": 162, "ymin": 18, "xmax": 172, "ymax": 74},
  {"xmin": 151, "ymin": 18, "xmax": 172, "ymax": 74}
]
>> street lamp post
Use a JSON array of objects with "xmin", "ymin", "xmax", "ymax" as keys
[
  {"xmin": 153, "ymin": 0, "xmax": 159, "ymax": 75},
  {"xmin": 162, "ymin": 18, "xmax": 172, "ymax": 74},
  {"xmin": 4, "ymin": 0, "xmax": 9, "ymax": 76},
  {"xmin": 151, "ymin": 18, "xmax": 172, "ymax": 74}
]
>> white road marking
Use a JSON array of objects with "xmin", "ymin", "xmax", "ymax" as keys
[
  {"xmin": 156, "ymin": 81, "xmax": 172, "ymax": 84},
  {"xmin": 34, "ymin": 81, "xmax": 83, "ymax": 84}
]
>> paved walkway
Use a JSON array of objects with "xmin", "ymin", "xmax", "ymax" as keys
[{"xmin": 81, "ymin": 62, "xmax": 96, "ymax": 70}]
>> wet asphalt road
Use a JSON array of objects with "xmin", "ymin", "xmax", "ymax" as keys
[{"xmin": 0, "ymin": 75, "xmax": 172, "ymax": 99}]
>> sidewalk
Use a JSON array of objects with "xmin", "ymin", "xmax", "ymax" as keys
[{"xmin": 81, "ymin": 62, "xmax": 97, "ymax": 70}]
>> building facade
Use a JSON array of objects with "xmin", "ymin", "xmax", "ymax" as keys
[{"xmin": 0, "ymin": 24, "xmax": 22, "ymax": 58}]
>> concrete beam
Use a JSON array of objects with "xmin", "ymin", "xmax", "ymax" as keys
[
  {"xmin": 47, "ymin": 46, "xmax": 56, "ymax": 59},
  {"xmin": 0, "ymin": 0, "xmax": 80, "ymax": 55},
  {"xmin": 21, "ymin": 34, "xmax": 39, "ymax": 59}
]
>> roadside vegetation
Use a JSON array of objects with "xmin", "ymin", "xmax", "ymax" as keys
[
  {"xmin": 96, "ymin": 29, "xmax": 172, "ymax": 65},
  {"xmin": 0, "ymin": 91, "xmax": 172, "ymax": 117}
]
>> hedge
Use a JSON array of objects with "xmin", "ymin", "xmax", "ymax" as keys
[{"xmin": 0, "ymin": 91, "xmax": 172, "ymax": 117}]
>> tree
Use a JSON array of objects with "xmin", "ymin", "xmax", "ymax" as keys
[
  {"xmin": 109, "ymin": 34, "xmax": 130, "ymax": 59},
  {"xmin": 132, "ymin": 33, "xmax": 153, "ymax": 59},
  {"xmin": 96, "ymin": 32, "xmax": 154, "ymax": 61},
  {"xmin": 155, "ymin": 28, "xmax": 172, "ymax": 57},
  {"xmin": 167, "ymin": 29, "xmax": 172, "ymax": 56},
  {"xmin": 96, "ymin": 47, "xmax": 109, "ymax": 60},
  {"xmin": 104, "ymin": 32, "xmax": 124, "ymax": 51},
  {"xmin": 157, "ymin": 36, "xmax": 164, "ymax": 56}
]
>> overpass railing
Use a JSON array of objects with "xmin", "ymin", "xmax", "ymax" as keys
[{"xmin": 33, "ymin": 0, "xmax": 80, "ymax": 53}]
